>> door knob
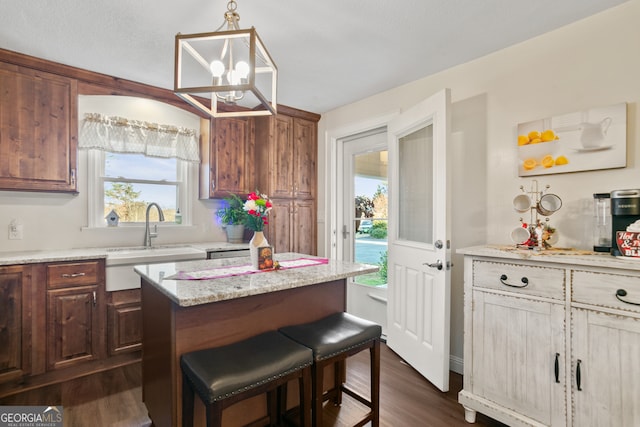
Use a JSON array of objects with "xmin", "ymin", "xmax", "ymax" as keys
[{"xmin": 424, "ymin": 260, "xmax": 443, "ymax": 270}]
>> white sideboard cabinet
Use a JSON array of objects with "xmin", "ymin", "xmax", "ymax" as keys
[{"xmin": 458, "ymin": 246, "xmax": 640, "ymax": 427}]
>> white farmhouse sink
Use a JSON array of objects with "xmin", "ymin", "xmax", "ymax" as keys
[
  {"xmin": 106, "ymin": 245, "xmax": 206, "ymax": 291},
  {"xmin": 106, "ymin": 245, "xmax": 206, "ymax": 266}
]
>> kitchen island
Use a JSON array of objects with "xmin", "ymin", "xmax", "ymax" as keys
[{"xmin": 135, "ymin": 252, "xmax": 378, "ymax": 427}]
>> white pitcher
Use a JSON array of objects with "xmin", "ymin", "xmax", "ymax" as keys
[{"xmin": 580, "ymin": 117, "xmax": 612, "ymax": 148}]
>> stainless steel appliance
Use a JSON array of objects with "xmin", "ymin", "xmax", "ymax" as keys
[
  {"xmin": 207, "ymin": 248, "xmax": 250, "ymax": 259},
  {"xmin": 611, "ymin": 189, "xmax": 640, "ymax": 256},
  {"xmin": 593, "ymin": 193, "xmax": 611, "ymax": 252}
]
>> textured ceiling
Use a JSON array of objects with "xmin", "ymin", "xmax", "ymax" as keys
[{"xmin": 0, "ymin": 0, "xmax": 628, "ymax": 114}]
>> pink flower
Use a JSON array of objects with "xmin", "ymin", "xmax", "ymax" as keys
[{"xmin": 243, "ymin": 190, "xmax": 272, "ymax": 231}]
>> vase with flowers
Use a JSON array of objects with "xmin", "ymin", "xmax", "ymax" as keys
[{"xmin": 243, "ymin": 191, "xmax": 272, "ymax": 269}]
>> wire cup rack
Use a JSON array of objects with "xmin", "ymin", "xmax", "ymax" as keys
[{"xmin": 511, "ymin": 179, "xmax": 562, "ymax": 250}]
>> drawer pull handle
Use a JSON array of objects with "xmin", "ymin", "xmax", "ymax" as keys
[
  {"xmin": 576, "ymin": 359, "xmax": 582, "ymax": 391},
  {"xmin": 554, "ymin": 353, "xmax": 560, "ymax": 383},
  {"xmin": 615, "ymin": 289, "xmax": 640, "ymax": 306},
  {"xmin": 499, "ymin": 274, "xmax": 529, "ymax": 288},
  {"xmin": 93, "ymin": 291, "xmax": 97, "ymax": 307},
  {"xmin": 62, "ymin": 272, "xmax": 86, "ymax": 278}
]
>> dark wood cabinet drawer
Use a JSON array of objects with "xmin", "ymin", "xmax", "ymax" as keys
[{"xmin": 47, "ymin": 261, "xmax": 99, "ymax": 288}]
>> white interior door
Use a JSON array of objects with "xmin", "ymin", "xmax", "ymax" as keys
[{"xmin": 386, "ymin": 88, "xmax": 452, "ymax": 392}]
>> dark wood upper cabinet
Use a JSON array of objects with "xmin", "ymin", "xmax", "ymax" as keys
[
  {"xmin": 200, "ymin": 116, "xmax": 256, "ymax": 198},
  {"xmin": 0, "ymin": 62, "xmax": 78, "ymax": 192},
  {"xmin": 255, "ymin": 113, "xmax": 317, "ymax": 200}
]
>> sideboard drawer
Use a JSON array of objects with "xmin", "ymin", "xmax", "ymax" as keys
[
  {"xmin": 572, "ymin": 270, "xmax": 640, "ymax": 314},
  {"xmin": 473, "ymin": 260, "xmax": 565, "ymax": 300}
]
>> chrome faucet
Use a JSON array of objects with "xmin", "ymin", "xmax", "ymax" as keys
[{"xmin": 144, "ymin": 202, "xmax": 165, "ymax": 247}]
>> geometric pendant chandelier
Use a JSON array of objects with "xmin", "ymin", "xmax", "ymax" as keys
[{"xmin": 174, "ymin": 0, "xmax": 277, "ymax": 118}]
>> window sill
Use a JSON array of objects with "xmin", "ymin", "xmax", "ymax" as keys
[{"xmin": 81, "ymin": 224, "xmax": 197, "ymax": 232}]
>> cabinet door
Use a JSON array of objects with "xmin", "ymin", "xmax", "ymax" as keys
[
  {"xmin": 292, "ymin": 118, "xmax": 316, "ymax": 199},
  {"xmin": 267, "ymin": 199, "xmax": 316, "ymax": 255},
  {"xmin": 47, "ymin": 286, "xmax": 100, "ymax": 370},
  {"xmin": 292, "ymin": 199, "xmax": 316, "ymax": 255},
  {"xmin": 270, "ymin": 115, "xmax": 295, "ymax": 198},
  {"xmin": 572, "ymin": 308, "xmax": 640, "ymax": 427},
  {"xmin": 107, "ymin": 301, "xmax": 142, "ymax": 356},
  {"xmin": 268, "ymin": 199, "xmax": 293, "ymax": 254},
  {"xmin": 107, "ymin": 289, "xmax": 142, "ymax": 356},
  {"xmin": 0, "ymin": 62, "xmax": 78, "ymax": 192},
  {"xmin": 0, "ymin": 265, "xmax": 32, "ymax": 383},
  {"xmin": 201, "ymin": 116, "xmax": 255, "ymax": 198},
  {"xmin": 472, "ymin": 291, "xmax": 566, "ymax": 426}
]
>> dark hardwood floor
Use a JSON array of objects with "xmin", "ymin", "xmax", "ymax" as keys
[{"xmin": 1, "ymin": 343, "xmax": 506, "ymax": 426}]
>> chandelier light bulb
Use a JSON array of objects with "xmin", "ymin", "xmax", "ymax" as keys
[
  {"xmin": 227, "ymin": 68, "xmax": 247, "ymax": 85},
  {"xmin": 209, "ymin": 60, "xmax": 225, "ymax": 77},
  {"xmin": 235, "ymin": 61, "xmax": 250, "ymax": 79}
]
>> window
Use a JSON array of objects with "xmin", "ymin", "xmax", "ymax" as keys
[
  {"xmin": 80, "ymin": 111, "xmax": 200, "ymax": 228},
  {"xmin": 87, "ymin": 150, "xmax": 193, "ymax": 227}
]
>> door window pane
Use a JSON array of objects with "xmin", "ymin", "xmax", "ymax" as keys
[
  {"xmin": 398, "ymin": 124, "xmax": 433, "ymax": 244},
  {"xmin": 353, "ymin": 150, "xmax": 388, "ymax": 286}
]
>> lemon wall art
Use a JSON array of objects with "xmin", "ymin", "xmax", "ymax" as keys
[{"xmin": 517, "ymin": 102, "xmax": 627, "ymax": 177}]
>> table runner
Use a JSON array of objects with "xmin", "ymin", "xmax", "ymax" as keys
[{"xmin": 165, "ymin": 257, "xmax": 329, "ymax": 280}]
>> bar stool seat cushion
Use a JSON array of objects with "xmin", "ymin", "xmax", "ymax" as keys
[
  {"xmin": 279, "ymin": 312, "xmax": 382, "ymax": 361},
  {"xmin": 180, "ymin": 331, "xmax": 313, "ymax": 404}
]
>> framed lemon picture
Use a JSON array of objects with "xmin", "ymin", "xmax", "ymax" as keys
[{"xmin": 517, "ymin": 102, "xmax": 627, "ymax": 176}]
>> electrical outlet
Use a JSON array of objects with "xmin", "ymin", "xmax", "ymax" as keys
[{"xmin": 9, "ymin": 221, "xmax": 23, "ymax": 240}]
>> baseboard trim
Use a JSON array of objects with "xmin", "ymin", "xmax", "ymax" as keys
[{"xmin": 450, "ymin": 354, "xmax": 463, "ymax": 375}]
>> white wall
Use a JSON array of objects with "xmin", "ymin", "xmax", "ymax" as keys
[
  {"xmin": 0, "ymin": 96, "xmax": 227, "ymax": 252},
  {"xmin": 318, "ymin": 0, "xmax": 640, "ymax": 368}
]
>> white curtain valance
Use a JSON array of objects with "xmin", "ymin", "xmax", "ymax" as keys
[{"xmin": 79, "ymin": 113, "xmax": 200, "ymax": 163}]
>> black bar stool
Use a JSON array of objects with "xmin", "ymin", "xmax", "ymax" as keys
[
  {"xmin": 180, "ymin": 330, "xmax": 313, "ymax": 427},
  {"xmin": 279, "ymin": 312, "xmax": 382, "ymax": 427}
]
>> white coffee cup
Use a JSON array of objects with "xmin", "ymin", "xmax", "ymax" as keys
[
  {"xmin": 537, "ymin": 194, "xmax": 562, "ymax": 216},
  {"xmin": 510, "ymin": 226, "xmax": 531, "ymax": 245},
  {"xmin": 513, "ymin": 194, "xmax": 532, "ymax": 213}
]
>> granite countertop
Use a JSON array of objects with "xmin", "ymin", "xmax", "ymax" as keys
[
  {"xmin": 0, "ymin": 242, "xmax": 249, "ymax": 266},
  {"xmin": 0, "ymin": 247, "xmax": 110, "ymax": 266},
  {"xmin": 134, "ymin": 252, "xmax": 379, "ymax": 307},
  {"xmin": 458, "ymin": 245, "xmax": 640, "ymax": 271}
]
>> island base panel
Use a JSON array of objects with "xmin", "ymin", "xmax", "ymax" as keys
[{"xmin": 142, "ymin": 278, "xmax": 347, "ymax": 427}]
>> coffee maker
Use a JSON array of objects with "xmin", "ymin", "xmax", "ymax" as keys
[{"xmin": 610, "ymin": 189, "xmax": 640, "ymax": 256}]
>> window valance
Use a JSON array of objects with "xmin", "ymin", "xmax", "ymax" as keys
[{"xmin": 79, "ymin": 113, "xmax": 200, "ymax": 163}]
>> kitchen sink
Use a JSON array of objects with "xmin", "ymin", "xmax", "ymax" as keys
[
  {"xmin": 105, "ymin": 245, "xmax": 207, "ymax": 291},
  {"xmin": 105, "ymin": 245, "xmax": 206, "ymax": 266}
]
